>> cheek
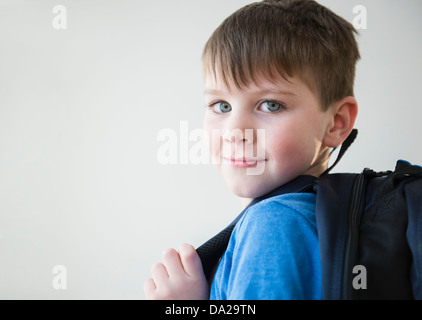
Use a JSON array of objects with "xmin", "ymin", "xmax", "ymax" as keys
[
  {"xmin": 203, "ymin": 118, "xmax": 222, "ymax": 159},
  {"xmin": 266, "ymin": 129, "xmax": 318, "ymax": 171}
]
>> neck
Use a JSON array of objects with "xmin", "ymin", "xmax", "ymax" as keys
[
  {"xmin": 241, "ymin": 197, "xmax": 253, "ymax": 210},
  {"xmin": 304, "ymin": 146, "xmax": 331, "ymax": 178}
]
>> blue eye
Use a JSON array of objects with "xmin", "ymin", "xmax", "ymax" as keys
[
  {"xmin": 213, "ymin": 102, "xmax": 232, "ymax": 113},
  {"xmin": 260, "ymin": 101, "xmax": 284, "ymax": 113}
]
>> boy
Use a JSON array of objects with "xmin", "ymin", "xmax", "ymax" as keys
[{"xmin": 144, "ymin": 0, "xmax": 360, "ymax": 300}]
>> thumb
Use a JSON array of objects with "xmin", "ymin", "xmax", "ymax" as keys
[{"xmin": 178, "ymin": 243, "xmax": 205, "ymax": 278}]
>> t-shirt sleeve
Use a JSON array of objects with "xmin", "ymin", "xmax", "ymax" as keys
[{"xmin": 210, "ymin": 193, "xmax": 322, "ymax": 300}]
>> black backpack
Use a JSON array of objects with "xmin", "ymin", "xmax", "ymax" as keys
[{"xmin": 196, "ymin": 130, "xmax": 422, "ymax": 300}]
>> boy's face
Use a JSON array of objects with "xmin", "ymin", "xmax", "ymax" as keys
[{"xmin": 203, "ymin": 73, "xmax": 333, "ymax": 199}]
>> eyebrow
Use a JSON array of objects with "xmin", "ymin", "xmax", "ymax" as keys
[
  {"xmin": 204, "ymin": 88, "xmax": 297, "ymax": 96},
  {"xmin": 258, "ymin": 89, "xmax": 297, "ymax": 96},
  {"xmin": 203, "ymin": 89, "xmax": 222, "ymax": 95}
]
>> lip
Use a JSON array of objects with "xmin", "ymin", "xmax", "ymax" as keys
[{"xmin": 223, "ymin": 157, "xmax": 266, "ymax": 168}]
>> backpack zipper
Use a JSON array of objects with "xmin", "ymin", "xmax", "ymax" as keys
[{"xmin": 342, "ymin": 172, "xmax": 368, "ymax": 299}]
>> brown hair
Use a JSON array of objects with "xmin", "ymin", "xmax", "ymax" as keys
[{"xmin": 202, "ymin": 0, "xmax": 360, "ymax": 110}]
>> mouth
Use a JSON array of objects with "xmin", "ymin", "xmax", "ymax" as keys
[{"xmin": 223, "ymin": 157, "xmax": 267, "ymax": 168}]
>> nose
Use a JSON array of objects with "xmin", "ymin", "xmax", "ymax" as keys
[
  {"xmin": 222, "ymin": 128, "xmax": 254, "ymax": 144},
  {"xmin": 222, "ymin": 112, "xmax": 257, "ymax": 145},
  {"xmin": 220, "ymin": 109, "xmax": 256, "ymax": 145}
]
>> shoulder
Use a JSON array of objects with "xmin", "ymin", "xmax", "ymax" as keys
[
  {"xmin": 218, "ymin": 192, "xmax": 321, "ymax": 299},
  {"xmin": 235, "ymin": 192, "xmax": 317, "ymax": 238}
]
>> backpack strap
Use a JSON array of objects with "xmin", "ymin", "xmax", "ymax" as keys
[
  {"xmin": 196, "ymin": 175, "xmax": 317, "ymax": 280},
  {"xmin": 314, "ymin": 173, "xmax": 358, "ymax": 299},
  {"xmin": 322, "ymin": 129, "xmax": 358, "ymax": 176}
]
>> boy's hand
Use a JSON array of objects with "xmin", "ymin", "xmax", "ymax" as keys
[{"xmin": 144, "ymin": 243, "xmax": 209, "ymax": 300}]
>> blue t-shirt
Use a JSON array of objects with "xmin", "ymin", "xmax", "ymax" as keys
[{"xmin": 210, "ymin": 193, "xmax": 322, "ymax": 300}]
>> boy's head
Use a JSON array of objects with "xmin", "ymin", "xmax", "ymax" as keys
[
  {"xmin": 202, "ymin": 0, "xmax": 360, "ymax": 111},
  {"xmin": 202, "ymin": 0, "xmax": 360, "ymax": 200}
]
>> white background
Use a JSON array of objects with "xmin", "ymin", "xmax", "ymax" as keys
[{"xmin": 0, "ymin": 0, "xmax": 421, "ymax": 299}]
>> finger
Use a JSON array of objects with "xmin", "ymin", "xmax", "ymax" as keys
[
  {"xmin": 150, "ymin": 263, "xmax": 168, "ymax": 287},
  {"xmin": 143, "ymin": 278, "xmax": 156, "ymax": 299},
  {"xmin": 178, "ymin": 243, "xmax": 205, "ymax": 278},
  {"xmin": 162, "ymin": 248, "xmax": 185, "ymax": 278}
]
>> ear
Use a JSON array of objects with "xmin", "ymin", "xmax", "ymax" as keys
[{"xmin": 323, "ymin": 96, "xmax": 358, "ymax": 148}]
